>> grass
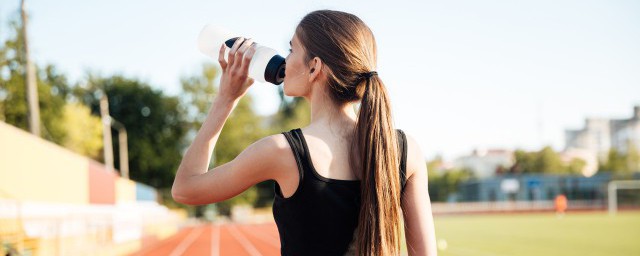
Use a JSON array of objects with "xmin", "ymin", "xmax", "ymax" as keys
[{"xmin": 408, "ymin": 211, "xmax": 640, "ymax": 256}]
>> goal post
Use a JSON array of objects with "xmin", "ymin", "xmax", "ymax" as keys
[{"xmin": 608, "ymin": 180, "xmax": 640, "ymax": 215}]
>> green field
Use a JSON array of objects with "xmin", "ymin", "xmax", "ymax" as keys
[{"xmin": 410, "ymin": 211, "xmax": 640, "ymax": 256}]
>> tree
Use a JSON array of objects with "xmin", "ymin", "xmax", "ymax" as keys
[
  {"xmin": 60, "ymin": 102, "xmax": 103, "ymax": 159},
  {"xmin": 428, "ymin": 167, "xmax": 475, "ymax": 202},
  {"xmin": 74, "ymin": 75, "xmax": 188, "ymax": 189},
  {"xmin": 600, "ymin": 148, "xmax": 627, "ymax": 173},
  {"xmin": 511, "ymin": 147, "xmax": 580, "ymax": 174},
  {"xmin": 534, "ymin": 146, "xmax": 564, "ymax": 174},
  {"xmin": 565, "ymin": 158, "xmax": 586, "ymax": 175},
  {"xmin": 599, "ymin": 143, "xmax": 640, "ymax": 176},
  {"xmin": 0, "ymin": 18, "xmax": 79, "ymax": 146},
  {"xmin": 269, "ymin": 87, "xmax": 310, "ymax": 133},
  {"xmin": 626, "ymin": 140, "xmax": 640, "ymax": 172},
  {"xmin": 179, "ymin": 63, "xmax": 266, "ymax": 216},
  {"xmin": 512, "ymin": 150, "xmax": 536, "ymax": 173}
]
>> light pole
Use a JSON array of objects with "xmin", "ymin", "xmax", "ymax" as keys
[
  {"xmin": 21, "ymin": 0, "xmax": 40, "ymax": 136},
  {"xmin": 99, "ymin": 94, "xmax": 129, "ymax": 179},
  {"xmin": 111, "ymin": 119, "xmax": 129, "ymax": 179},
  {"xmin": 100, "ymin": 95, "xmax": 114, "ymax": 173}
]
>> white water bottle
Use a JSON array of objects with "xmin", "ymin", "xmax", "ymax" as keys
[{"xmin": 197, "ymin": 24, "xmax": 286, "ymax": 85}]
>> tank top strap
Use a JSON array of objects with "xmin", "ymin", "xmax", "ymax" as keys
[
  {"xmin": 397, "ymin": 129, "xmax": 408, "ymax": 194},
  {"xmin": 281, "ymin": 128, "xmax": 309, "ymax": 182},
  {"xmin": 282, "ymin": 128, "xmax": 407, "ymax": 193}
]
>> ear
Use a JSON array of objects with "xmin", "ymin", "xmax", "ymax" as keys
[{"xmin": 308, "ymin": 57, "xmax": 323, "ymax": 83}]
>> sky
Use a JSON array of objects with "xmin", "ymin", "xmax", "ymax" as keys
[{"xmin": 1, "ymin": 0, "xmax": 639, "ymax": 160}]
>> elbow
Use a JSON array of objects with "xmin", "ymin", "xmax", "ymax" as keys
[
  {"xmin": 171, "ymin": 185, "xmax": 210, "ymax": 205},
  {"xmin": 171, "ymin": 185, "xmax": 194, "ymax": 205}
]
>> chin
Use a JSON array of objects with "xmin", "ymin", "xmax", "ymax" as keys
[{"xmin": 282, "ymin": 81, "xmax": 304, "ymax": 97}]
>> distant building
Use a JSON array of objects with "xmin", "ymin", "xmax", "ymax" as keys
[
  {"xmin": 565, "ymin": 118, "xmax": 611, "ymax": 160},
  {"xmin": 610, "ymin": 106, "xmax": 640, "ymax": 153},
  {"xmin": 564, "ymin": 105, "xmax": 640, "ymax": 170},
  {"xmin": 453, "ymin": 148, "xmax": 514, "ymax": 179}
]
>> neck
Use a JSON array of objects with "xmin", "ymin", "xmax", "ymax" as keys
[{"xmin": 306, "ymin": 83, "xmax": 358, "ymax": 134}]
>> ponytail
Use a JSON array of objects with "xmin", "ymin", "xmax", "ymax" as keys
[{"xmin": 352, "ymin": 75, "xmax": 403, "ymax": 256}]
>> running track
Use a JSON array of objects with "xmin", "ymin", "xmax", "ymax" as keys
[{"xmin": 131, "ymin": 222, "xmax": 280, "ymax": 256}]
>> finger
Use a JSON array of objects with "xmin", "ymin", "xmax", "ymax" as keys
[
  {"xmin": 218, "ymin": 43, "xmax": 228, "ymax": 70},
  {"xmin": 227, "ymin": 37, "xmax": 245, "ymax": 67},
  {"xmin": 236, "ymin": 38, "xmax": 254, "ymax": 69},
  {"xmin": 237, "ymin": 38, "xmax": 253, "ymax": 55},
  {"xmin": 240, "ymin": 42, "xmax": 257, "ymax": 72}
]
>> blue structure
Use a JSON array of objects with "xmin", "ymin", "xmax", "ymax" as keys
[
  {"xmin": 458, "ymin": 172, "xmax": 640, "ymax": 202},
  {"xmin": 136, "ymin": 182, "xmax": 158, "ymax": 202}
]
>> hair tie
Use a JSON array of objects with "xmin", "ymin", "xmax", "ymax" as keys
[{"xmin": 359, "ymin": 71, "xmax": 378, "ymax": 79}]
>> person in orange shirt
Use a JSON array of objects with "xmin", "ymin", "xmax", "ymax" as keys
[{"xmin": 555, "ymin": 194, "xmax": 568, "ymax": 217}]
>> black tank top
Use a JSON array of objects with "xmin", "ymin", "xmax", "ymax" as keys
[{"xmin": 272, "ymin": 128, "xmax": 408, "ymax": 256}]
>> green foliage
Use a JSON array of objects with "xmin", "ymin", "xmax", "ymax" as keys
[
  {"xmin": 628, "ymin": 142, "xmax": 640, "ymax": 172},
  {"xmin": 534, "ymin": 147, "xmax": 564, "ymax": 173},
  {"xmin": 427, "ymin": 156, "xmax": 475, "ymax": 202},
  {"xmin": 60, "ymin": 102, "xmax": 103, "ymax": 158},
  {"xmin": 429, "ymin": 169, "xmax": 475, "ymax": 202},
  {"xmin": 511, "ymin": 146, "xmax": 582, "ymax": 174},
  {"xmin": 0, "ymin": 20, "xmax": 68, "ymax": 144},
  {"xmin": 269, "ymin": 87, "xmax": 310, "ymax": 133},
  {"xmin": 565, "ymin": 158, "xmax": 587, "ymax": 175},
  {"xmin": 599, "ymin": 143, "xmax": 640, "ymax": 175},
  {"xmin": 74, "ymin": 75, "xmax": 188, "ymax": 188},
  {"xmin": 179, "ymin": 62, "xmax": 218, "ymax": 136}
]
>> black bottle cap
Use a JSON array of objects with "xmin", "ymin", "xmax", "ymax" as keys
[
  {"xmin": 265, "ymin": 55, "xmax": 286, "ymax": 85},
  {"xmin": 224, "ymin": 37, "xmax": 239, "ymax": 48}
]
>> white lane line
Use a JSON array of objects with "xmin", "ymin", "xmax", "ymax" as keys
[
  {"xmin": 211, "ymin": 223, "xmax": 220, "ymax": 256},
  {"xmin": 238, "ymin": 225, "xmax": 280, "ymax": 248},
  {"xmin": 169, "ymin": 226, "xmax": 204, "ymax": 256},
  {"xmin": 227, "ymin": 224, "xmax": 263, "ymax": 256}
]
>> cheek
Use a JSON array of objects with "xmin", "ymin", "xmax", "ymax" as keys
[
  {"xmin": 284, "ymin": 55, "xmax": 298, "ymax": 77},
  {"xmin": 284, "ymin": 59, "xmax": 300, "ymax": 89},
  {"xmin": 283, "ymin": 58, "xmax": 307, "ymax": 96}
]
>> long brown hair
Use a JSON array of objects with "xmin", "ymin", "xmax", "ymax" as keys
[{"xmin": 296, "ymin": 10, "xmax": 402, "ymax": 255}]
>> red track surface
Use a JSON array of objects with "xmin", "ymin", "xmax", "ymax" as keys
[{"xmin": 131, "ymin": 222, "xmax": 280, "ymax": 256}]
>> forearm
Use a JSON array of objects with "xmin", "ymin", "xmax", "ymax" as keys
[
  {"xmin": 174, "ymin": 96, "xmax": 238, "ymax": 184},
  {"xmin": 172, "ymin": 36, "xmax": 256, "ymax": 201}
]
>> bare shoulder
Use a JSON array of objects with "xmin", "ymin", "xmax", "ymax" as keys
[
  {"xmin": 244, "ymin": 133, "xmax": 290, "ymax": 154},
  {"xmin": 237, "ymin": 133, "xmax": 296, "ymax": 181},
  {"xmin": 402, "ymin": 131, "xmax": 426, "ymax": 180},
  {"xmin": 237, "ymin": 133, "xmax": 291, "ymax": 169}
]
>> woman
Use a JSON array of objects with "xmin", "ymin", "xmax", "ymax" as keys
[{"xmin": 172, "ymin": 10, "xmax": 437, "ymax": 256}]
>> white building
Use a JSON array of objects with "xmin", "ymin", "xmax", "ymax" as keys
[
  {"xmin": 565, "ymin": 118, "xmax": 611, "ymax": 160},
  {"xmin": 453, "ymin": 148, "xmax": 514, "ymax": 179},
  {"xmin": 564, "ymin": 105, "xmax": 640, "ymax": 171}
]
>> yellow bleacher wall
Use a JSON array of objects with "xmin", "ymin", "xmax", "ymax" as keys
[
  {"xmin": 115, "ymin": 178, "xmax": 136, "ymax": 204},
  {"xmin": 0, "ymin": 122, "xmax": 89, "ymax": 204}
]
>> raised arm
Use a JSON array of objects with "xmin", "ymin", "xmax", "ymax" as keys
[
  {"xmin": 401, "ymin": 133, "xmax": 438, "ymax": 256},
  {"xmin": 171, "ymin": 37, "xmax": 284, "ymax": 205}
]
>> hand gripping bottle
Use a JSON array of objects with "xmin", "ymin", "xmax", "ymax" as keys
[{"xmin": 197, "ymin": 24, "xmax": 286, "ymax": 85}]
